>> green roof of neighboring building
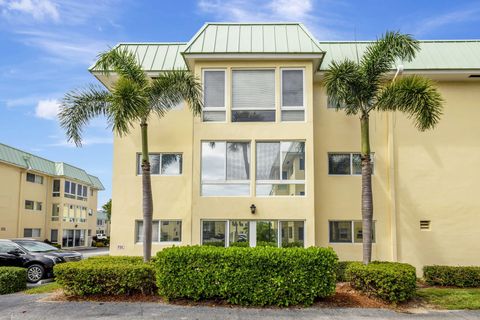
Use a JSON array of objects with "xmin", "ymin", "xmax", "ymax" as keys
[
  {"xmin": 318, "ymin": 40, "xmax": 480, "ymax": 71},
  {"xmin": 183, "ymin": 22, "xmax": 324, "ymax": 54},
  {"xmin": 0, "ymin": 143, "xmax": 105, "ymax": 190},
  {"xmin": 90, "ymin": 23, "xmax": 480, "ymax": 74}
]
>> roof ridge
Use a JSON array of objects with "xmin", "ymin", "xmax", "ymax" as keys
[
  {"xmin": 319, "ymin": 39, "xmax": 480, "ymax": 43},
  {"xmin": 203, "ymin": 22, "xmax": 303, "ymax": 25}
]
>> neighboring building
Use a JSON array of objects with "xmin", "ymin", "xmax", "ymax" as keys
[
  {"xmin": 96, "ymin": 210, "xmax": 111, "ymax": 237},
  {"xmin": 0, "ymin": 143, "xmax": 104, "ymax": 248},
  {"xmin": 91, "ymin": 23, "xmax": 480, "ymax": 271}
]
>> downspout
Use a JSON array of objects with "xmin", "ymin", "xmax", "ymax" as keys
[{"xmin": 389, "ymin": 65, "xmax": 403, "ymax": 261}]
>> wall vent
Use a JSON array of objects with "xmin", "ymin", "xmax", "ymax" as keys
[
  {"xmin": 469, "ymin": 75, "xmax": 480, "ymax": 78},
  {"xmin": 0, "ymin": 227, "xmax": 5, "ymax": 231},
  {"xmin": 420, "ymin": 220, "xmax": 431, "ymax": 231}
]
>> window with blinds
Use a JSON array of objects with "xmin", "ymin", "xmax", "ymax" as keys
[
  {"xmin": 203, "ymin": 70, "xmax": 226, "ymax": 122},
  {"xmin": 281, "ymin": 69, "xmax": 305, "ymax": 121},
  {"xmin": 232, "ymin": 70, "xmax": 275, "ymax": 122}
]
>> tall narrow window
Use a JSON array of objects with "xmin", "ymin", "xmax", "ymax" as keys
[
  {"xmin": 51, "ymin": 229, "xmax": 58, "ymax": 243},
  {"xmin": 201, "ymin": 141, "xmax": 250, "ymax": 196},
  {"xmin": 203, "ymin": 70, "xmax": 226, "ymax": 122},
  {"xmin": 202, "ymin": 221, "xmax": 226, "ymax": 247},
  {"xmin": 281, "ymin": 69, "xmax": 305, "ymax": 121},
  {"xmin": 52, "ymin": 204, "xmax": 59, "ymax": 221},
  {"xmin": 256, "ymin": 141, "xmax": 305, "ymax": 196},
  {"xmin": 53, "ymin": 179, "xmax": 60, "ymax": 197},
  {"xmin": 232, "ymin": 70, "xmax": 275, "ymax": 122}
]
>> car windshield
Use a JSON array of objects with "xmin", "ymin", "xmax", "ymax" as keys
[{"xmin": 17, "ymin": 241, "xmax": 58, "ymax": 252}]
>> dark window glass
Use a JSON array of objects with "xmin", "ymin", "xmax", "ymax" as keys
[
  {"xmin": 328, "ymin": 154, "xmax": 351, "ymax": 175},
  {"xmin": 329, "ymin": 221, "xmax": 352, "ymax": 243},
  {"xmin": 231, "ymin": 110, "xmax": 275, "ymax": 122}
]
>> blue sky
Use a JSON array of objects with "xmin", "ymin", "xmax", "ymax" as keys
[{"xmin": 0, "ymin": 0, "xmax": 479, "ymax": 207}]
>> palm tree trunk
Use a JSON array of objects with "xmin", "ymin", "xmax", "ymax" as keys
[
  {"xmin": 360, "ymin": 114, "xmax": 373, "ymax": 265},
  {"xmin": 140, "ymin": 121, "xmax": 153, "ymax": 262}
]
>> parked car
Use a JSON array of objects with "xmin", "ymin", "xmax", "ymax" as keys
[
  {"xmin": 0, "ymin": 239, "xmax": 82, "ymax": 283},
  {"xmin": 96, "ymin": 233, "xmax": 107, "ymax": 240}
]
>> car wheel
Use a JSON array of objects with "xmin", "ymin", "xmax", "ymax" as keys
[{"xmin": 27, "ymin": 264, "xmax": 45, "ymax": 283}]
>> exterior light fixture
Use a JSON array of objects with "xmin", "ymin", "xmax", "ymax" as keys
[{"xmin": 250, "ymin": 204, "xmax": 256, "ymax": 214}]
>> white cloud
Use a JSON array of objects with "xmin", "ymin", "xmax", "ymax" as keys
[
  {"xmin": 197, "ymin": 0, "xmax": 347, "ymax": 39},
  {"xmin": 413, "ymin": 6, "xmax": 480, "ymax": 36},
  {"xmin": 2, "ymin": 0, "xmax": 59, "ymax": 21},
  {"xmin": 35, "ymin": 99, "xmax": 60, "ymax": 120}
]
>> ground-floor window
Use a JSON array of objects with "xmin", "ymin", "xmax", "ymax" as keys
[
  {"xmin": 62, "ymin": 229, "xmax": 86, "ymax": 247},
  {"xmin": 24, "ymin": 228, "xmax": 41, "ymax": 237},
  {"xmin": 50, "ymin": 229, "xmax": 58, "ymax": 243},
  {"xmin": 329, "ymin": 220, "xmax": 376, "ymax": 243},
  {"xmin": 135, "ymin": 220, "xmax": 182, "ymax": 243},
  {"xmin": 201, "ymin": 220, "xmax": 305, "ymax": 248}
]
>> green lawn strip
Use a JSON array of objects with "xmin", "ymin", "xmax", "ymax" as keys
[
  {"xmin": 416, "ymin": 288, "xmax": 480, "ymax": 310},
  {"xmin": 24, "ymin": 282, "xmax": 61, "ymax": 294}
]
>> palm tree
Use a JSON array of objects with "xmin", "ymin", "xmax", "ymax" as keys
[
  {"xmin": 324, "ymin": 31, "xmax": 443, "ymax": 264},
  {"xmin": 59, "ymin": 47, "xmax": 203, "ymax": 261}
]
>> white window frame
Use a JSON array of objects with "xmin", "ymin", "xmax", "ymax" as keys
[
  {"xmin": 136, "ymin": 153, "xmax": 183, "ymax": 176},
  {"xmin": 200, "ymin": 219, "xmax": 306, "ymax": 248},
  {"xmin": 231, "ymin": 68, "xmax": 276, "ymax": 122},
  {"xmin": 201, "ymin": 141, "xmax": 251, "ymax": 197},
  {"xmin": 135, "ymin": 219, "xmax": 182, "ymax": 244},
  {"xmin": 52, "ymin": 179, "xmax": 60, "ymax": 197},
  {"xmin": 327, "ymin": 152, "xmax": 375, "ymax": 176},
  {"xmin": 202, "ymin": 69, "xmax": 227, "ymax": 123},
  {"xmin": 26, "ymin": 172, "xmax": 44, "ymax": 184},
  {"xmin": 255, "ymin": 141, "xmax": 306, "ymax": 197},
  {"xmin": 328, "ymin": 220, "xmax": 376, "ymax": 244},
  {"xmin": 280, "ymin": 68, "xmax": 306, "ymax": 122},
  {"xmin": 64, "ymin": 180, "xmax": 76, "ymax": 199}
]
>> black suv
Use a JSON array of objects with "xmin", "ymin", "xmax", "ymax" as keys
[{"xmin": 0, "ymin": 239, "xmax": 82, "ymax": 283}]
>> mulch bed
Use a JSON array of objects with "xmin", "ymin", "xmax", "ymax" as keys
[{"xmin": 43, "ymin": 283, "xmax": 425, "ymax": 311}]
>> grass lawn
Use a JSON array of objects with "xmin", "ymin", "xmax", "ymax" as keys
[
  {"xmin": 416, "ymin": 288, "xmax": 480, "ymax": 310},
  {"xmin": 24, "ymin": 282, "xmax": 61, "ymax": 294}
]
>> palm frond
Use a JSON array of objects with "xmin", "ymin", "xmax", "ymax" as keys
[
  {"xmin": 323, "ymin": 59, "xmax": 365, "ymax": 115},
  {"xmin": 375, "ymin": 75, "xmax": 443, "ymax": 131},
  {"xmin": 109, "ymin": 77, "xmax": 149, "ymax": 135},
  {"xmin": 59, "ymin": 85, "xmax": 111, "ymax": 146},
  {"xmin": 361, "ymin": 31, "xmax": 420, "ymax": 94},
  {"xmin": 96, "ymin": 47, "xmax": 148, "ymax": 87},
  {"xmin": 149, "ymin": 70, "xmax": 203, "ymax": 117}
]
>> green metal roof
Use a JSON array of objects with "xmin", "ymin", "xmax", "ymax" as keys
[
  {"xmin": 319, "ymin": 40, "xmax": 480, "ymax": 71},
  {"xmin": 183, "ymin": 22, "xmax": 324, "ymax": 54},
  {"xmin": 0, "ymin": 143, "xmax": 105, "ymax": 190}
]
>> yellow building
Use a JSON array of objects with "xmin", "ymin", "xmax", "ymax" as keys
[
  {"xmin": 0, "ymin": 143, "xmax": 104, "ymax": 248},
  {"xmin": 91, "ymin": 23, "xmax": 480, "ymax": 271}
]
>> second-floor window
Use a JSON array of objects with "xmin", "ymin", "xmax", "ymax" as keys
[
  {"xmin": 25, "ymin": 200, "xmax": 42, "ymax": 211},
  {"xmin": 64, "ymin": 180, "xmax": 88, "ymax": 200},
  {"xmin": 281, "ymin": 69, "xmax": 305, "ymax": 121},
  {"xmin": 201, "ymin": 141, "xmax": 250, "ymax": 196},
  {"xmin": 232, "ymin": 70, "xmax": 275, "ymax": 122},
  {"xmin": 136, "ymin": 153, "xmax": 182, "ymax": 175},
  {"xmin": 203, "ymin": 70, "xmax": 226, "ymax": 122},
  {"xmin": 256, "ymin": 141, "xmax": 305, "ymax": 196},
  {"xmin": 26, "ymin": 173, "xmax": 43, "ymax": 184},
  {"xmin": 52, "ymin": 179, "xmax": 60, "ymax": 197}
]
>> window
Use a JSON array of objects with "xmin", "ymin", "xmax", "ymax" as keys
[
  {"xmin": 136, "ymin": 153, "xmax": 182, "ymax": 175},
  {"xmin": 329, "ymin": 220, "xmax": 375, "ymax": 243},
  {"xmin": 63, "ymin": 204, "xmax": 75, "ymax": 222},
  {"xmin": 52, "ymin": 204, "xmax": 60, "ymax": 221},
  {"xmin": 35, "ymin": 202, "xmax": 42, "ymax": 211},
  {"xmin": 90, "ymin": 189, "xmax": 94, "ymax": 197},
  {"xmin": 201, "ymin": 141, "xmax": 250, "ymax": 196},
  {"xmin": 24, "ymin": 228, "xmax": 41, "ymax": 237},
  {"xmin": 88, "ymin": 209, "xmax": 93, "ymax": 216},
  {"xmin": 62, "ymin": 229, "xmax": 86, "ymax": 247},
  {"xmin": 232, "ymin": 70, "xmax": 275, "ymax": 122},
  {"xmin": 64, "ymin": 181, "xmax": 75, "ymax": 199},
  {"xmin": 25, "ymin": 200, "xmax": 34, "ymax": 210},
  {"xmin": 135, "ymin": 220, "xmax": 182, "ymax": 243},
  {"xmin": 0, "ymin": 242, "xmax": 20, "ymax": 253},
  {"xmin": 26, "ymin": 173, "xmax": 43, "ymax": 184},
  {"xmin": 281, "ymin": 69, "xmax": 305, "ymax": 121},
  {"xmin": 202, "ymin": 221, "xmax": 226, "ymax": 246},
  {"xmin": 50, "ymin": 229, "xmax": 58, "ymax": 243},
  {"xmin": 201, "ymin": 220, "xmax": 304, "ymax": 248},
  {"xmin": 256, "ymin": 141, "xmax": 305, "ymax": 196},
  {"xmin": 52, "ymin": 179, "xmax": 60, "ymax": 197},
  {"xmin": 83, "ymin": 186, "xmax": 88, "ymax": 198},
  {"xmin": 328, "ymin": 153, "xmax": 374, "ymax": 175},
  {"xmin": 203, "ymin": 70, "xmax": 226, "ymax": 122}
]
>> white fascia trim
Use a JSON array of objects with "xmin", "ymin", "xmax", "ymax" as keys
[{"xmin": 184, "ymin": 53, "xmax": 325, "ymax": 60}]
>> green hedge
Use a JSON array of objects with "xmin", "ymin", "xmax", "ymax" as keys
[
  {"xmin": 336, "ymin": 261, "xmax": 358, "ymax": 282},
  {"xmin": 0, "ymin": 267, "xmax": 26, "ymax": 295},
  {"xmin": 423, "ymin": 265, "xmax": 480, "ymax": 287},
  {"xmin": 346, "ymin": 261, "xmax": 417, "ymax": 303},
  {"xmin": 54, "ymin": 256, "xmax": 156, "ymax": 296},
  {"xmin": 155, "ymin": 246, "xmax": 338, "ymax": 306}
]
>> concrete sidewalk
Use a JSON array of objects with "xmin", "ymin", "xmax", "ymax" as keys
[{"xmin": 1, "ymin": 293, "xmax": 480, "ymax": 320}]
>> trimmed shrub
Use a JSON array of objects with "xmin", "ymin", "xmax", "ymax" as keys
[
  {"xmin": 54, "ymin": 256, "xmax": 156, "ymax": 296},
  {"xmin": 155, "ymin": 246, "xmax": 338, "ymax": 306},
  {"xmin": 336, "ymin": 261, "xmax": 358, "ymax": 282},
  {"xmin": 423, "ymin": 265, "xmax": 480, "ymax": 287},
  {"xmin": 346, "ymin": 261, "xmax": 417, "ymax": 303},
  {"xmin": 0, "ymin": 267, "xmax": 26, "ymax": 295}
]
